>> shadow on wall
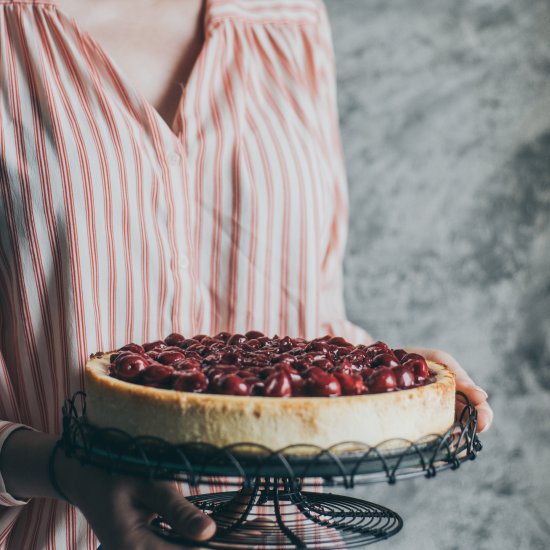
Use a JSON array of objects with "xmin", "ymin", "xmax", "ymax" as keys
[{"xmin": 454, "ymin": 131, "xmax": 550, "ymax": 391}]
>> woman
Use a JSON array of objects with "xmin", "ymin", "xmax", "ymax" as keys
[{"xmin": 0, "ymin": 0, "xmax": 493, "ymax": 548}]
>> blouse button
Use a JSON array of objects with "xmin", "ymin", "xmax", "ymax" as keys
[
  {"xmin": 167, "ymin": 150, "xmax": 181, "ymax": 166},
  {"xmin": 178, "ymin": 256, "xmax": 190, "ymax": 270}
]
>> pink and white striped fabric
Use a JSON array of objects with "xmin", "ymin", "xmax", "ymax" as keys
[{"xmin": 0, "ymin": 0, "xmax": 371, "ymax": 547}]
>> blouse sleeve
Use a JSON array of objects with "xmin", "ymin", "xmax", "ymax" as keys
[
  {"xmin": 0, "ymin": 423, "xmax": 34, "ymax": 507},
  {"xmin": 313, "ymin": 3, "xmax": 373, "ymax": 345},
  {"xmin": 0, "ymin": 351, "xmax": 34, "ymax": 506}
]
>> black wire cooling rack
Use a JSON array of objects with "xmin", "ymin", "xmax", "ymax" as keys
[{"xmin": 61, "ymin": 392, "xmax": 481, "ymax": 549}]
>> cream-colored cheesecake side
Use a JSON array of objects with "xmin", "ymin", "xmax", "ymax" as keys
[{"xmin": 85, "ymin": 355, "xmax": 455, "ymax": 454}]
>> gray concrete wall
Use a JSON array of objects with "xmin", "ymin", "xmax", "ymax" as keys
[{"xmin": 326, "ymin": 0, "xmax": 550, "ymax": 548}]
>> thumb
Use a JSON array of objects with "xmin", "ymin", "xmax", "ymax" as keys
[{"xmin": 145, "ymin": 481, "xmax": 216, "ymax": 542}]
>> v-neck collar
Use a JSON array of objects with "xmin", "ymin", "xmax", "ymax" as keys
[{"xmin": 48, "ymin": 0, "xmax": 214, "ymax": 141}]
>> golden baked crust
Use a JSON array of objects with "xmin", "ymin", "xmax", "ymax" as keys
[{"xmin": 85, "ymin": 353, "xmax": 456, "ymax": 455}]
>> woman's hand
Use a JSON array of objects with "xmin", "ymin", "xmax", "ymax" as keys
[
  {"xmin": 55, "ymin": 450, "xmax": 216, "ymax": 550},
  {"xmin": 1, "ymin": 429, "xmax": 215, "ymax": 549},
  {"xmin": 405, "ymin": 347, "xmax": 493, "ymax": 433}
]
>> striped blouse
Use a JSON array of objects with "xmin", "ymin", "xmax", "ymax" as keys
[{"xmin": 0, "ymin": 0, "xmax": 371, "ymax": 547}]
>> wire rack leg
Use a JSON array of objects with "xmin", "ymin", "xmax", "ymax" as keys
[{"xmin": 273, "ymin": 480, "xmax": 308, "ymax": 549}]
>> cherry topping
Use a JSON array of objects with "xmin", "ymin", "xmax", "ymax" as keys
[
  {"xmin": 278, "ymin": 336, "xmax": 293, "ymax": 352},
  {"xmin": 218, "ymin": 374, "xmax": 249, "ymax": 396},
  {"xmin": 264, "ymin": 371, "xmax": 292, "ymax": 397},
  {"xmin": 303, "ymin": 367, "xmax": 342, "ymax": 397},
  {"xmin": 175, "ymin": 359, "xmax": 201, "ymax": 372},
  {"xmin": 368, "ymin": 367, "xmax": 398, "ymax": 393},
  {"xmin": 172, "ymin": 371, "xmax": 208, "ymax": 392},
  {"xmin": 245, "ymin": 330, "xmax": 264, "ymax": 340},
  {"xmin": 115, "ymin": 354, "xmax": 148, "ymax": 382},
  {"xmin": 370, "ymin": 353, "xmax": 400, "ymax": 369},
  {"xmin": 157, "ymin": 349, "xmax": 186, "ymax": 365},
  {"xmin": 393, "ymin": 365, "xmax": 415, "ymax": 388},
  {"xmin": 220, "ymin": 351, "xmax": 241, "ymax": 365},
  {"xmin": 334, "ymin": 372, "xmax": 366, "ymax": 395},
  {"xmin": 142, "ymin": 364, "xmax": 174, "ymax": 386},
  {"xmin": 402, "ymin": 355, "xmax": 430, "ymax": 382},
  {"xmin": 328, "ymin": 336, "xmax": 350, "ymax": 347},
  {"xmin": 164, "ymin": 333, "xmax": 185, "ymax": 347},
  {"xmin": 227, "ymin": 333, "xmax": 247, "ymax": 346},
  {"xmin": 312, "ymin": 358, "xmax": 334, "ymax": 370},
  {"xmin": 393, "ymin": 348, "xmax": 408, "ymax": 361},
  {"xmin": 108, "ymin": 334, "xmax": 433, "ymax": 398},
  {"xmin": 305, "ymin": 341, "xmax": 330, "ymax": 354},
  {"xmin": 119, "ymin": 343, "xmax": 145, "ymax": 355},
  {"xmin": 143, "ymin": 340, "xmax": 166, "ymax": 352}
]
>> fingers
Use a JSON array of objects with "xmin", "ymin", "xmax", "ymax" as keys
[
  {"xmin": 144, "ymin": 481, "xmax": 216, "ymax": 542},
  {"xmin": 473, "ymin": 400, "xmax": 493, "ymax": 433},
  {"xmin": 406, "ymin": 346, "xmax": 493, "ymax": 433}
]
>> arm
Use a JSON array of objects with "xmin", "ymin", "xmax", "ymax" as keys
[{"xmin": 0, "ymin": 427, "xmax": 216, "ymax": 549}]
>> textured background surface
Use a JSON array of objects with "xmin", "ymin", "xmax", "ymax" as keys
[{"xmin": 325, "ymin": 0, "xmax": 550, "ymax": 548}]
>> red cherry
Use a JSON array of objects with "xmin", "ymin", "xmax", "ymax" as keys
[
  {"xmin": 157, "ymin": 349, "xmax": 186, "ymax": 365},
  {"xmin": 143, "ymin": 340, "xmax": 166, "ymax": 352},
  {"xmin": 303, "ymin": 367, "xmax": 342, "ymax": 397},
  {"xmin": 242, "ymin": 339, "xmax": 260, "ymax": 351},
  {"xmin": 249, "ymin": 380, "xmax": 266, "ymax": 396},
  {"xmin": 264, "ymin": 371, "xmax": 292, "ymax": 397},
  {"xmin": 273, "ymin": 353, "xmax": 296, "ymax": 364},
  {"xmin": 368, "ymin": 367, "xmax": 397, "ymax": 392},
  {"xmin": 346, "ymin": 351, "xmax": 367, "ymax": 369},
  {"xmin": 164, "ymin": 333, "xmax": 185, "ymax": 346},
  {"xmin": 256, "ymin": 336, "xmax": 271, "ymax": 347},
  {"xmin": 214, "ymin": 331, "xmax": 232, "ymax": 342},
  {"xmin": 110, "ymin": 350, "xmax": 134, "ymax": 363},
  {"xmin": 179, "ymin": 338, "xmax": 201, "ymax": 349},
  {"xmin": 186, "ymin": 343, "xmax": 206, "ymax": 355},
  {"xmin": 332, "ymin": 346, "xmax": 352, "ymax": 359},
  {"xmin": 118, "ymin": 343, "xmax": 145, "ymax": 355},
  {"xmin": 172, "ymin": 371, "xmax": 208, "ymax": 392},
  {"xmin": 338, "ymin": 358, "xmax": 354, "ymax": 375},
  {"xmin": 142, "ymin": 364, "xmax": 174, "ymax": 386},
  {"xmin": 258, "ymin": 367, "xmax": 276, "ymax": 380},
  {"xmin": 227, "ymin": 333, "xmax": 247, "ymax": 346},
  {"xmin": 371, "ymin": 341, "xmax": 390, "ymax": 351},
  {"xmin": 191, "ymin": 334, "xmax": 208, "ymax": 342},
  {"xmin": 220, "ymin": 351, "xmax": 241, "ymax": 365},
  {"xmin": 175, "ymin": 359, "xmax": 201, "ymax": 372},
  {"xmin": 393, "ymin": 348, "xmax": 408, "ymax": 361},
  {"xmin": 393, "ymin": 365, "xmax": 415, "ymax": 388},
  {"xmin": 403, "ymin": 355, "xmax": 430, "ymax": 382},
  {"xmin": 360, "ymin": 366, "xmax": 375, "ymax": 380},
  {"xmin": 370, "ymin": 353, "xmax": 400, "ymax": 369},
  {"xmin": 199, "ymin": 337, "xmax": 218, "ymax": 348},
  {"xmin": 328, "ymin": 336, "xmax": 351, "ymax": 347},
  {"xmin": 364, "ymin": 345, "xmax": 388, "ymax": 361},
  {"xmin": 312, "ymin": 358, "xmax": 334, "ymax": 370},
  {"xmin": 209, "ymin": 364, "xmax": 239, "ymax": 375},
  {"xmin": 278, "ymin": 336, "xmax": 293, "ymax": 352},
  {"xmin": 245, "ymin": 330, "xmax": 264, "ymax": 340},
  {"xmin": 218, "ymin": 374, "xmax": 249, "ymax": 396},
  {"xmin": 334, "ymin": 372, "xmax": 366, "ymax": 395},
  {"xmin": 115, "ymin": 354, "xmax": 148, "ymax": 382},
  {"xmin": 305, "ymin": 341, "xmax": 330, "ymax": 354}
]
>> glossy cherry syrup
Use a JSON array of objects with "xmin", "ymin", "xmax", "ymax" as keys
[{"xmin": 108, "ymin": 333, "xmax": 434, "ymax": 397}]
